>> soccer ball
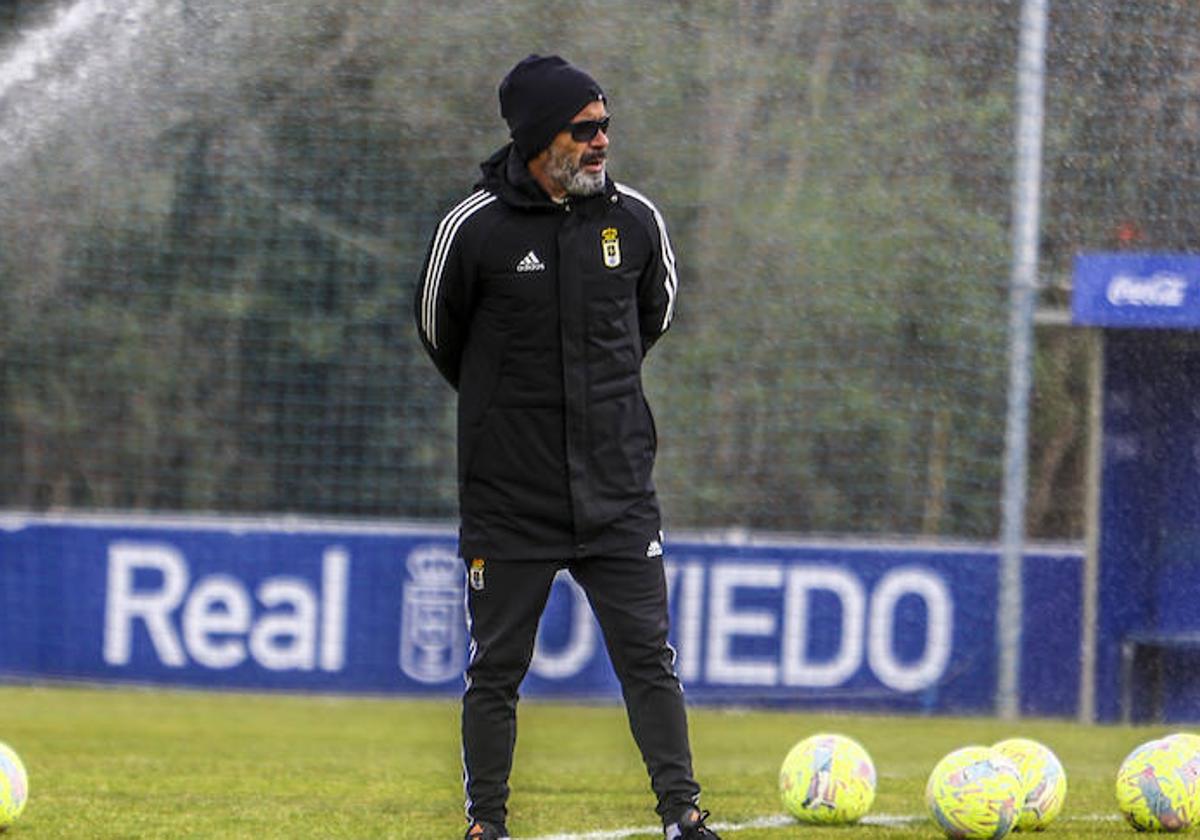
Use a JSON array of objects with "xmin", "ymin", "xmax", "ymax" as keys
[
  {"xmin": 0, "ymin": 741, "xmax": 28, "ymax": 830},
  {"xmin": 926, "ymin": 745, "xmax": 1023, "ymax": 839},
  {"xmin": 1116, "ymin": 736, "xmax": 1200, "ymax": 832},
  {"xmin": 992, "ymin": 737, "xmax": 1067, "ymax": 831},
  {"xmin": 778, "ymin": 732, "xmax": 876, "ymax": 824},
  {"xmin": 1165, "ymin": 732, "xmax": 1200, "ymax": 760}
]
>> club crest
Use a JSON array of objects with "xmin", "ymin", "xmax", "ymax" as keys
[
  {"xmin": 469, "ymin": 557, "xmax": 486, "ymax": 591},
  {"xmin": 601, "ymin": 227, "xmax": 621, "ymax": 269},
  {"xmin": 399, "ymin": 544, "xmax": 465, "ymax": 683}
]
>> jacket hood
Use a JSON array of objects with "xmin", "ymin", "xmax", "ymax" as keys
[{"xmin": 475, "ymin": 143, "xmax": 615, "ymax": 210}]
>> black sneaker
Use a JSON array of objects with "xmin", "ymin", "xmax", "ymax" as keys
[
  {"xmin": 666, "ymin": 808, "xmax": 721, "ymax": 840},
  {"xmin": 464, "ymin": 820, "xmax": 510, "ymax": 840}
]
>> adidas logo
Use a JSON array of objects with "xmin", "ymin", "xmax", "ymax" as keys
[
  {"xmin": 516, "ymin": 250, "xmax": 546, "ymax": 273},
  {"xmin": 647, "ymin": 539, "xmax": 663, "ymax": 558}
]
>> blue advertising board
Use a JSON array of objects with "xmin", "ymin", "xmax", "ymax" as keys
[
  {"xmin": 1072, "ymin": 253, "xmax": 1200, "ymax": 329},
  {"xmin": 0, "ymin": 515, "xmax": 1081, "ymax": 717}
]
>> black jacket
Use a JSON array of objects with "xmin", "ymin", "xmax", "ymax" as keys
[{"xmin": 415, "ymin": 144, "xmax": 678, "ymax": 559}]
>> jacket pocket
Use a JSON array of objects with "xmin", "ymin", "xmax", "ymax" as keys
[
  {"xmin": 587, "ymin": 391, "xmax": 656, "ymax": 505},
  {"xmin": 461, "ymin": 405, "xmax": 567, "ymax": 512}
]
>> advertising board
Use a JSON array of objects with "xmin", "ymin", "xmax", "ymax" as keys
[{"xmin": 0, "ymin": 516, "xmax": 1081, "ymax": 716}]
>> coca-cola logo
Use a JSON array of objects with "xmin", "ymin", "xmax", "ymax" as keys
[{"xmin": 1106, "ymin": 272, "xmax": 1188, "ymax": 307}]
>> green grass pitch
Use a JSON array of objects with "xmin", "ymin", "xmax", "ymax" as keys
[{"xmin": 0, "ymin": 684, "xmax": 1181, "ymax": 838}]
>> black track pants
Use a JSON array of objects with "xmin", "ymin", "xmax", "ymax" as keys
[{"xmin": 461, "ymin": 554, "xmax": 701, "ymax": 827}]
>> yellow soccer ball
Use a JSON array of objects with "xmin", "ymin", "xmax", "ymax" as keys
[
  {"xmin": 1116, "ymin": 736, "xmax": 1200, "ymax": 832},
  {"xmin": 1165, "ymin": 731, "xmax": 1200, "ymax": 760},
  {"xmin": 993, "ymin": 737, "xmax": 1067, "ymax": 831},
  {"xmin": 778, "ymin": 732, "xmax": 876, "ymax": 824},
  {"xmin": 0, "ymin": 741, "xmax": 28, "ymax": 830},
  {"xmin": 926, "ymin": 745, "xmax": 1023, "ymax": 839}
]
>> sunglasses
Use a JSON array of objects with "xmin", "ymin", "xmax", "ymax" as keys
[{"xmin": 566, "ymin": 116, "xmax": 611, "ymax": 142}]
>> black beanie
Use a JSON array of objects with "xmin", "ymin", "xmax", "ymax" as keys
[{"xmin": 499, "ymin": 54, "xmax": 606, "ymax": 161}]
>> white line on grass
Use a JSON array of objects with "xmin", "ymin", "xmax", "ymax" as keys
[
  {"xmin": 524, "ymin": 811, "xmax": 1121, "ymax": 839},
  {"xmin": 523, "ymin": 825, "xmax": 657, "ymax": 840},
  {"xmin": 525, "ymin": 813, "xmax": 916, "ymax": 840},
  {"xmin": 523, "ymin": 815, "xmax": 785, "ymax": 840}
]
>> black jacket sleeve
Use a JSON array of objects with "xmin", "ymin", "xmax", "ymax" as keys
[
  {"xmin": 635, "ymin": 200, "xmax": 679, "ymax": 355},
  {"xmin": 414, "ymin": 195, "xmax": 488, "ymax": 389}
]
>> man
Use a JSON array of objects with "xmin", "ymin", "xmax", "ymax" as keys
[{"xmin": 414, "ymin": 54, "xmax": 720, "ymax": 840}]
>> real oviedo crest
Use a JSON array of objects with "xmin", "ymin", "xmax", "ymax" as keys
[
  {"xmin": 601, "ymin": 227, "xmax": 621, "ymax": 269},
  {"xmin": 400, "ymin": 544, "xmax": 465, "ymax": 684}
]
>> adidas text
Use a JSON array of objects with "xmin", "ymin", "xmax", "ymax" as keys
[{"xmin": 516, "ymin": 250, "xmax": 545, "ymax": 272}]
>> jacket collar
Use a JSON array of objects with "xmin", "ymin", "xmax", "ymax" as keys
[{"xmin": 476, "ymin": 143, "xmax": 617, "ymax": 212}]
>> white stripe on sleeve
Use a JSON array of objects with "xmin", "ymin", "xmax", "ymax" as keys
[
  {"xmin": 420, "ymin": 190, "xmax": 496, "ymax": 349},
  {"xmin": 616, "ymin": 183, "xmax": 678, "ymax": 333}
]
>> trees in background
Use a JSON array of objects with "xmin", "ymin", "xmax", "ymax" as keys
[{"xmin": 0, "ymin": 0, "xmax": 1191, "ymax": 538}]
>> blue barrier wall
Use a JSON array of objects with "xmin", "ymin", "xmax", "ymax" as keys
[{"xmin": 0, "ymin": 515, "xmax": 1081, "ymax": 717}]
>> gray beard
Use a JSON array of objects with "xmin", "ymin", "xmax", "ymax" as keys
[{"xmin": 546, "ymin": 146, "xmax": 606, "ymax": 197}]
